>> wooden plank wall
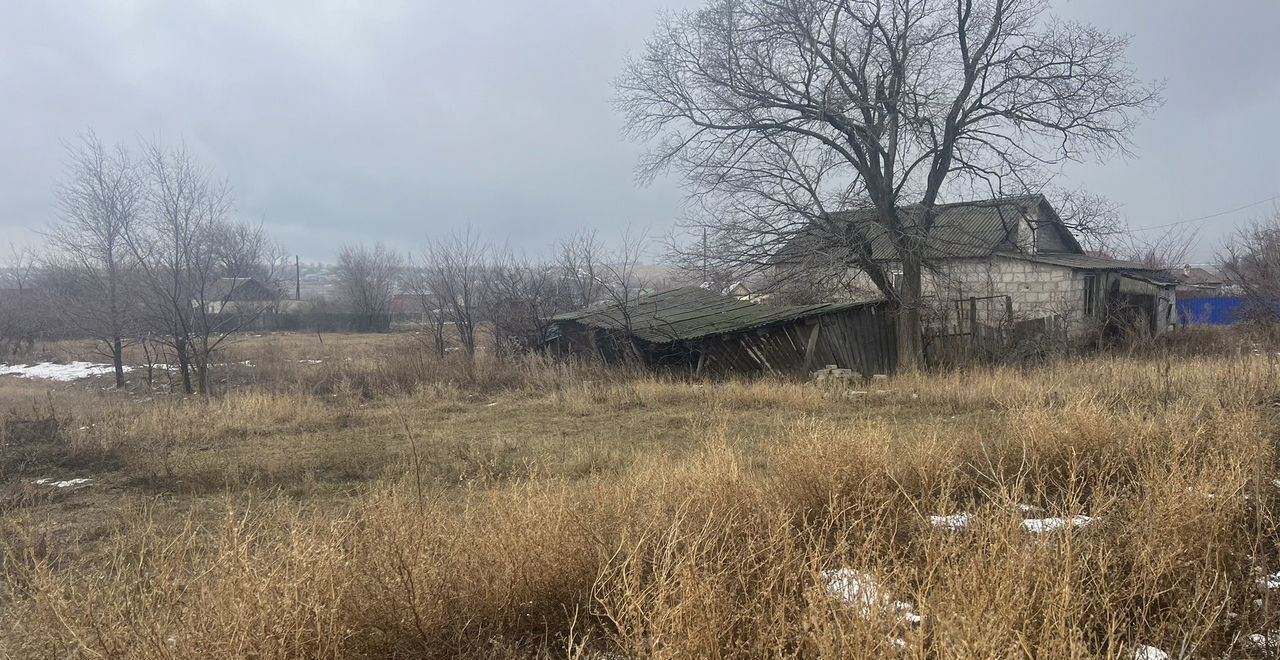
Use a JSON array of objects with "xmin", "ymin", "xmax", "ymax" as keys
[
  {"xmin": 695, "ymin": 303, "xmax": 898, "ymax": 378},
  {"xmin": 809, "ymin": 305, "xmax": 898, "ymax": 376},
  {"xmin": 549, "ymin": 304, "xmax": 899, "ymax": 378}
]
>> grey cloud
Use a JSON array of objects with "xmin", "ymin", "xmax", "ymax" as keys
[{"xmin": 0, "ymin": 0, "xmax": 1276, "ymax": 261}]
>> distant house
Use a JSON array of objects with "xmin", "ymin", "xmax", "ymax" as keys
[
  {"xmin": 778, "ymin": 194, "xmax": 1180, "ymax": 338},
  {"xmin": 201, "ymin": 277, "xmax": 279, "ymax": 315},
  {"xmin": 721, "ymin": 281, "xmax": 771, "ymax": 303},
  {"xmin": 1172, "ymin": 265, "xmax": 1227, "ymax": 297},
  {"xmin": 544, "ymin": 287, "xmax": 896, "ymax": 377}
]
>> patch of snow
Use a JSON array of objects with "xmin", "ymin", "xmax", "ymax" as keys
[
  {"xmin": 1022, "ymin": 516, "xmax": 1094, "ymax": 534},
  {"xmin": 1132, "ymin": 644, "xmax": 1169, "ymax": 660},
  {"xmin": 298, "ymin": 359, "xmax": 324, "ymax": 364},
  {"xmin": 821, "ymin": 568, "xmax": 921, "ymax": 625},
  {"xmin": 0, "ymin": 361, "xmax": 131, "ymax": 381},
  {"xmin": 1017, "ymin": 503, "xmax": 1043, "ymax": 515},
  {"xmin": 1258, "ymin": 572, "xmax": 1280, "ymax": 590},
  {"xmin": 34, "ymin": 477, "xmax": 92, "ymax": 489},
  {"xmin": 929, "ymin": 514, "xmax": 971, "ymax": 531},
  {"xmin": 1248, "ymin": 631, "xmax": 1280, "ymax": 652}
]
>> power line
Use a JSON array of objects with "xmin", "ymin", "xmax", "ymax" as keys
[{"xmin": 1128, "ymin": 193, "xmax": 1280, "ymax": 232}]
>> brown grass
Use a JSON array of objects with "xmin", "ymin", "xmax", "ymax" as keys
[{"xmin": 1, "ymin": 331, "xmax": 1279, "ymax": 658}]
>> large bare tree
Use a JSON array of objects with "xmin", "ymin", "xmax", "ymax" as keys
[
  {"xmin": 617, "ymin": 0, "xmax": 1160, "ymax": 368},
  {"xmin": 45, "ymin": 132, "xmax": 143, "ymax": 386},
  {"xmin": 335, "ymin": 243, "xmax": 403, "ymax": 331}
]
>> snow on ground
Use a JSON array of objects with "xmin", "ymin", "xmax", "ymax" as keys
[
  {"xmin": 928, "ymin": 514, "xmax": 971, "ymax": 531},
  {"xmin": 1249, "ymin": 631, "xmax": 1280, "ymax": 653},
  {"xmin": 34, "ymin": 477, "xmax": 92, "ymax": 489},
  {"xmin": 1022, "ymin": 516, "xmax": 1094, "ymax": 534},
  {"xmin": 926, "ymin": 511, "xmax": 1094, "ymax": 534},
  {"xmin": 1132, "ymin": 644, "xmax": 1169, "ymax": 660},
  {"xmin": 0, "ymin": 362, "xmax": 130, "ymax": 381},
  {"xmin": 1259, "ymin": 572, "xmax": 1280, "ymax": 590},
  {"xmin": 821, "ymin": 568, "xmax": 922, "ymax": 625}
]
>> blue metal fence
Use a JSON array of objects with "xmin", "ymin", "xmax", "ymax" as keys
[{"xmin": 1177, "ymin": 297, "xmax": 1280, "ymax": 325}]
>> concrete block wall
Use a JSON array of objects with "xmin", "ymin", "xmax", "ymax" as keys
[{"xmin": 843, "ymin": 255, "xmax": 1093, "ymax": 335}]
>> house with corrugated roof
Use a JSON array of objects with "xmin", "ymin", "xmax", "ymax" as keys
[
  {"xmin": 778, "ymin": 195, "xmax": 1179, "ymax": 338},
  {"xmin": 1173, "ymin": 265, "xmax": 1228, "ymax": 296}
]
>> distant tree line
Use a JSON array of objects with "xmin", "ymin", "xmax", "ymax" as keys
[{"xmin": 332, "ymin": 227, "xmax": 656, "ymax": 359}]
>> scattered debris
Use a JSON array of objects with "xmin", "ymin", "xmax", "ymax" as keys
[
  {"xmin": 34, "ymin": 477, "xmax": 92, "ymax": 489},
  {"xmin": 1022, "ymin": 516, "xmax": 1094, "ymax": 534},
  {"xmin": 0, "ymin": 362, "xmax": 130, "ymax": 381},
  {"xmin": 812, "ymin": 365, "xmax": 856, "ymax": 383},
  {"xmin": 821, "ymin": 568, "xmax": 922, "ymax": 625}
]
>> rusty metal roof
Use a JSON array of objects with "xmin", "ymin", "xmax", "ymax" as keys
[{"xmin": 551, "ymin": 287, "xmax": 883, "ymax": 344}]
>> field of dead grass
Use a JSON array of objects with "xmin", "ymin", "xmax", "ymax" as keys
[{"xmin": 1, "ymin": 330, "xmax": 1279, "ymax": 658}]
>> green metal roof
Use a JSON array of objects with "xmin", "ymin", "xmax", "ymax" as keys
[
  {"xmin": 552, "ymin": 287, "xmax": 881, "ymax": 344},
  {"xmin": 775, "ymin": 195, "xmax": 1084, "ymax": 264}
]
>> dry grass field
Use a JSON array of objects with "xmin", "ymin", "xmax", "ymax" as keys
[{"xmin": 2, "ymin": 330, "xmax": 1280, "ymax": 658}]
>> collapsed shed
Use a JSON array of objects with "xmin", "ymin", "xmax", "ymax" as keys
[{"xmin": 543, "ymin": 287, "xmax": 896, "ymax": 377}]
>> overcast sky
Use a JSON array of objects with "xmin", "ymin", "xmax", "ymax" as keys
[{"xmin": 1, "ymin": 0, "xmax": 1276, "ymax": 261}]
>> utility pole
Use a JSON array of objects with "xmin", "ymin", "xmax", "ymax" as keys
[
  {"xmin": 702, "ymin": 228, "xmax": 708, "ymax": 283},
  {"xmin": 295, "ymin": 255, "xmax": 301, "ymax": 301}
]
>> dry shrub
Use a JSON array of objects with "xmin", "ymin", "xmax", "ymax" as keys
[
  {"xmin": 4, "ymin": 503, "xmax": 352, "ymax": 659},
  {"xmin": 4, "ymin": 354, "xmax": 1280, "ymax": 658}
]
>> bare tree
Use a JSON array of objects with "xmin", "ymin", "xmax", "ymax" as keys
[
  {"xmin": 422, "ymin": 230, "xmax": 488, "ymax": 358},
  {"xmin": 1053, "ymin": 189, "xmax": 1125, "ymax": 255},
  {"xmin": 1, "ymin": 243, "xmax": 40, "ymax": 291},
  {"xmin": 0, "ymin": 245, "xmax": 46, "ymax": 355},
  {"xmin": 557, "ymin": 230, "xmax": 609, "ymax": 309},
  {"xmin": 1220, "ymin": 211, "xmax": 1280, "ymax": 318},
  {"xmin": 551, "ymin": 228, "xmax": 655, "ymax": 360},
  {"xmin": 485, "ymin": 248, "xmax": 565, "ymax": 354},
  {"xmin": 208, "ymin": 220, "xmax": 288, "ymax": 293},
  {"xmin": 127, "ymin": 139, "xmax": 255, "ymax": 395},
  {"xmin": 617, "ymin": 0, "xmax": 1161, "ymax": 369},
  {"xmin": 45, "ymin": 132, "xmax": 142, "ymax": 386},
  {"xmin": 335, "ymin": 243, "xmax": 402, "ymax": 331},
  {"xmin": 401, "ymin": 256, "xmax": 451, "ymax": 357},
  {"xmin": 1109, "ymin": 224, "xmax": 1198, "ymax": 271}
]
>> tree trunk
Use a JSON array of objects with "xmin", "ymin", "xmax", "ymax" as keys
[
  {"xmin": 196, "ymin": 361, "xmax": 209, "ymax": 396},
  {"xmin": 896, "ymin": 252, "xmax": 925, "ymax": 372},
  {"xmin": 176, "ymin": 338, "xmax": 194, "ymax": 395},
  {"xmin": 111, "ymin": 337, "xmax": 125, "ymax": 388}
]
